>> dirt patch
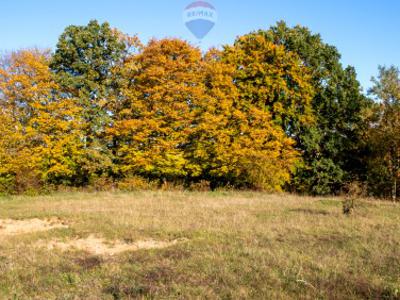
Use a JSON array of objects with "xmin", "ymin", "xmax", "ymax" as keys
[
  {"xmin": 43, "ymin": 235, "xmax": 187, "ymax": 256},
  {"xmin": 0, "ymin": 218, "xmax": 68, "ymax": 236}
]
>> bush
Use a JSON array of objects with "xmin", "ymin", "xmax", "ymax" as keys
[
  {"xmin": 116, "ymin": 176, "xmax": 157, "ymax": 192},
  {"xmin": 0, "ymin": 174, "xmax": 16, "ymax": 195},
  {"xmin": 188, "ymin": 180, "xmax": 211, "ymax": 192},
  {"xmin": 14, "ymin": 169, "xmax": 43, "ymax": 195},
  {"xmin": 89, "ymin": 176, "xmax": 116, "ymax": 192}
]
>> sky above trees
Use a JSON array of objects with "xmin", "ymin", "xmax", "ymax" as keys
[{"xmin": 0, "ymin": 0, "xmax": 399, "ymax": 92}]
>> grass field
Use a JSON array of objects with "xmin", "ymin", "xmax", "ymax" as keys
[{"xmin": 0, "ymin": 191, "xmax": 399, "ymax": 299}]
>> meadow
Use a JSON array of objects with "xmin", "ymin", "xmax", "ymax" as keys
[{"xmin": 0, "ymin": 191, "xmax": 399, "ymax": 299}]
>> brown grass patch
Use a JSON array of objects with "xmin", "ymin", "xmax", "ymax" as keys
[
  {"xmin": 0, "ymin": 218, "xmax": 68, "ymax": 236},
  {"xmin": 41, "ymin": 235, "xmax": 187, "ymax": 256}
]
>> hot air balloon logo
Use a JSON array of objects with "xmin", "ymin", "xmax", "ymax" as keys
[{"xmin": 183, "ymin": 1, "xmax": 217, "ymax": 40}]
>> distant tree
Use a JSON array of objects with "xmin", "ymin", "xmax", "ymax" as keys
[
  {"xmin": 247, "ymin": 21, "xmax": 370, "ymax": 195},
  {"xmin": 367, "ymin": 66, "xmax": 400, "ymax": 200}
]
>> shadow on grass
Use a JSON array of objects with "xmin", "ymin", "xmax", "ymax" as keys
[{"xmin": 289, "ymin": 208, "xmax": 331, "ymax": 216}]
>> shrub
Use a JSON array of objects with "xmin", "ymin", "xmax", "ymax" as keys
[
  {"xmin": 189, "ymin": 180, "xmax": 211, "ymax": 192},
  {"xmin": 116, "ymin": 177, "xmax": 157, "ymax": 192},
  {"xmin": 0, "ymin": 174, "xmax": 15, "ymax": 195}
]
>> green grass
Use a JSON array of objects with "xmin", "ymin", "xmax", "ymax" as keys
[{"xmin": 0, "ymin": 191, "xmax": 399, "ymax": 299}]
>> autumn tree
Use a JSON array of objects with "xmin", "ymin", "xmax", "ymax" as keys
[
  {"xmin": 367, "ymin": 66, "xmax": 400, "ymax": 200},
  {"xmin": 0, "ymin": 50, "xmax": 54, "ymax": 191},
  {"xmin": 110, "ymin": 40, "xmax": 300, "ymax": 190},
  {"xmin": 0, "ymin": 50, "xmax": 84, "ymax": 191},
  {"xmin": 256, "ymin": 21, "xmax": 370, "ymax": 195},
  {"xmin": 186, "ymin": 49, "xmax": 299, "ymax": 190},
  {"xmin": 222, "ymin": 33, "xmax": 315, "ymax": 137},
  {"xmin": 0, "ymin": 108, "xmax": 27, "ymax": 193},
  {"xmin": 221, "ymin": 31, "xmax": 316, "ymax": 189},
  {"xmin": 109, "ymin": 39, "xmax": 205, "ymax": 182}
]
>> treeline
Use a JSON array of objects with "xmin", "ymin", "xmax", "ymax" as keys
[{"xmin": 0, "ymin": 20, "xmax": 399, "ymax": 198}]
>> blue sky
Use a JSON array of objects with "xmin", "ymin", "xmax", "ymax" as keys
[{"xmin": 1, "ymin": 0, "xmax": 399, "ymax": 91}]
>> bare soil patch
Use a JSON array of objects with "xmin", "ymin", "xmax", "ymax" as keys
[
  {"xmin": 0, "ymin": 218, "xmax": 68, "ymax": 236},
  {"xmin": 42, "ymin": 235, "xmax": 187, "ymax": 256}
]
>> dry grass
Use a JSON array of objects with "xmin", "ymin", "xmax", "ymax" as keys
[
  {"xmin": 40, "ymin": 236, "xmax": 188, "ymax": 256},
  {"xmin": 0, "ymin": 218, "xmax": 67, "ymax": 235},
  {"xmin": 0, "ymin": 191, "xmax": 399, "ymax": 299}
]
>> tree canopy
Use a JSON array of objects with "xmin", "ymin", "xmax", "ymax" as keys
[
  {"xmin": 0, "ymin": 20, "xmax": 397, "ymax": 198},
  {"xmin": 250, "ymin": 21, "xmax": 371, "ymax": 195}
]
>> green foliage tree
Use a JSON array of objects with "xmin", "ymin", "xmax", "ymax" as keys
[
  {"xmin": 50, "ymin": 20, "xmax": 129, "ymax": 184},
  {"xmin": 367, "ymin": 66, "xmax": 400, "ymax": 200},
  {"xmin": 253, "ymin": 21, "xmax": 370, "ymax": 195}
]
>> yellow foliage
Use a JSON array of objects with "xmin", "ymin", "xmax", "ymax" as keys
[
  {"xmin": 0, "ymin": 50, "xmax": 84, "ymax": 189},
  {"xmin": 110, "ymin": 41, "xmax": 300, "ymax": 190},
  {"xmin": 0, "ymin": 38, "xmax": 314, "ymax": 192},
  {"xmin": 110, "ymin": 39, "xmax": 205, "ymax": 179}
]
